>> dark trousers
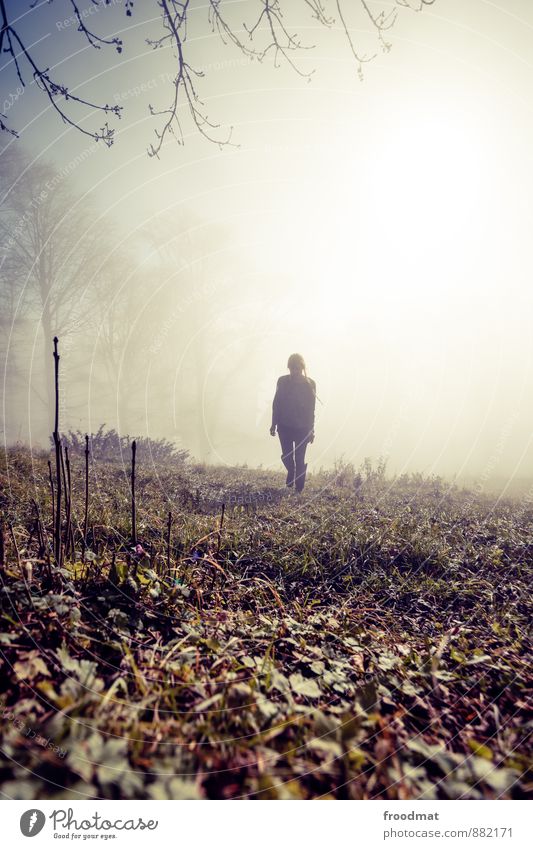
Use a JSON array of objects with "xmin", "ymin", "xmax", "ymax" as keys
[{"xmin": 278, "ymin": 426, "xmax": 310, "ymax": 492}]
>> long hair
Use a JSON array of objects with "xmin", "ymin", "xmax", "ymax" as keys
[
  {"xmin": 286, "ymin": 352, "xmax": 320, "ymax": 403},
  {"xmin": 287, "ymin": 352, "xmax": 306, "ymax": 376}
]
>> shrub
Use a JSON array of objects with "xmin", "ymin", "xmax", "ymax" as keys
[{"xmin": 53, "ymin": 426, "xmax": 189, "ymax": 465}]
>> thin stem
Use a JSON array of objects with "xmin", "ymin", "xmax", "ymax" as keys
[
  {"xmin": 131, "ymin": 439, "xmax": 137, "ymax": 546},
  {"xmin": 52, "ymin": 337, "xmax": 62, "ymax": 568},
  {"xmin": 166, "ymin": 510, "xmax": 172, "ymax": 577},
  {"xmin": 83, "ymin": 434, "xmax": 90, "ymax": 562}
]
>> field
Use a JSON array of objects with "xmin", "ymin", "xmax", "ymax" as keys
[{"xmin": 0, "ymin": 446, "xmax": 531, "ymax": 800}]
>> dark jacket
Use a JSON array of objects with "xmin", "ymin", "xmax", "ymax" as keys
[{"xmin": 272, "ymin": 374, "xmax": 316, "ymax": 432}]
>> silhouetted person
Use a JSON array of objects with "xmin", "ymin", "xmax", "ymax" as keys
[{"xmin": 270, "ymin": 353, "xmax": 316, "ymax": 493}]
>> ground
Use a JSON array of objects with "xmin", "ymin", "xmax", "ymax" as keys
[{"xmin": 0, "ymin": 448, "xmax": 530, "ymax": 799}]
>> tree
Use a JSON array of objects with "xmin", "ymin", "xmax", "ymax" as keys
[
  {"xmin": 0, "ymin": 146, "xmax": 111, "ymax": 431},
  {"xmin": 0, "ymin": 0, "xmax": 436, "ymax": 155}
]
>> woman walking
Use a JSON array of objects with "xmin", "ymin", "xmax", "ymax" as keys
[{"xmin": 270, "ymin": 353, "xmax": 316, "ymax": 493}]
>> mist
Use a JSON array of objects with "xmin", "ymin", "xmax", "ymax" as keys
[{"xmin": 2, "ymin": 0, "xmax": 533, "ymax": 491}]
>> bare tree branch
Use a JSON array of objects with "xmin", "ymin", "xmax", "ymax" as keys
[
  {"xmin": 65, "ymin": 0, "xmax": 123, "ymax": 51},
  {"xmin": 0, "ymin": 0, "xmax": 437, "ymax": 152},
  {"xmin": 0, "ymin": 0, "xmax": 122, "ymax": 144},
  {"xmin": 147, "ymin": 0, "xmax": 234, "ymax": 157}
]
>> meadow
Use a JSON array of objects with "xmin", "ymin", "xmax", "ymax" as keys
[{"xmin": 0, "ymin": 443, "xmax": 530, "ymax": 800}]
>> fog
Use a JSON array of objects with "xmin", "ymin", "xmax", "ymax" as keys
[{"xmin": 2, "ymin": 0, "xmax": 533, "ymax": 489}]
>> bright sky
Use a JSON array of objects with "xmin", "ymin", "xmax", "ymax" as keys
[{"xmin": 4, "ymin": 0, "xmax": 533, "ymax": 483}]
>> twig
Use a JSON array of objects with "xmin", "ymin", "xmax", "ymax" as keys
[
  {"xmin": 60, "ymin": 441, "xmax": 70, "ymax": 559},
  {"xmin": 64, "ymin": 444, "xmax": 74, "ymax": 559},
  {"xmin": 82, "ymin": 434, "xmax": 90, "ymax": 563},
  {"xmin": 131, "ymin": 439, "xmax": 137, "ymax": 546},
  {"xmin": 0, "ymin": 0, "xmax": 121, "ymax": 142},
  {"xmin": 52, "ymin": 337, "xmax": 62, "ymax": 568},
  {"xmin": 166, "ymin": 510, "xmax": 172, "ymax": 577},
  {"xmin": 47, "ymin": 459, "xmax": 55, "ymax": 539}
]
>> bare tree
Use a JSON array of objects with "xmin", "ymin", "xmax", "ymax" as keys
[
  {"xmin": 0, "ymin": 146, "xmax": 111, "ymax": 430},
  {"xmin": 0, "ymin": 0, "xmax": 436, "ymax": 154}
]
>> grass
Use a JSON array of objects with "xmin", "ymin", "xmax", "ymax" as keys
[{"xmin": 0, "ymin": 447, "xmax": 531, "ymax": 800}]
